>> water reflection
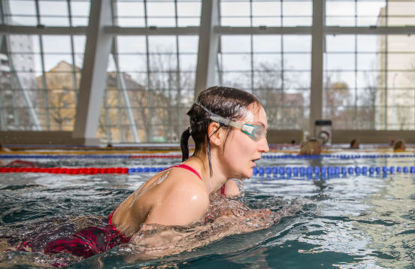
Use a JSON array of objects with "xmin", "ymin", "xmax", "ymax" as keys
[{"xmin": 0, "ymin": 154, "xmax": 414, "ymax": 268}]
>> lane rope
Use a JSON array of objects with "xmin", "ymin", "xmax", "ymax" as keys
[
  {"xmin": 1, "ymin": 165, "xmax": 414, "ymax": 179},
  {"xmin": 0, "ymin": 153, "xmax": 414, "ymax": 160}
]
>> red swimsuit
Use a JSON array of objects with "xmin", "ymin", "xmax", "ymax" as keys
[{"xmin": 19, "ymin": 164, "xmax": 203, "ymax": 259}]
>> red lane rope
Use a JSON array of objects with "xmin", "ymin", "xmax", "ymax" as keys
[{"xmin": 0, "ymin": 167, "xmax": 129, "ymax": 174}]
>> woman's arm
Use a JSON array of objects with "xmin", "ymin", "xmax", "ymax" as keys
[
  {"xmin": 125, "ymin": 199, "xmax": 302, "ymax": 262},
  {"xmin": 127, "ymin": 207, "xmax": 279, "ymax": 261}
]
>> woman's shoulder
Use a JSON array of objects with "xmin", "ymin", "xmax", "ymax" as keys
[
  {"xmin": 144, "ymin": 167, "xmax": 209, "ymax": 225},
  {"xmin": 163, "ymin": 166, "xmax": 207, "ymax": 198}
]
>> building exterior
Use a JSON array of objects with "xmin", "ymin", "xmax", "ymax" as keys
[
  {"xmin": 377, "ymin": 3, "xmax": 415, "ymax": 130},
  {"xmin": 0, "ymin": 34, "xmax": 37, "ymax": 130},
  {"xmin": 38, "ymin": 61, "xmax": 170, "ymax": 142}
]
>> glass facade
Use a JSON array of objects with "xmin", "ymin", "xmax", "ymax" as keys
[
  {"xmin": 0, "ymin": 0, "xmax": 414, "ymax": 143},
  {"xmin": 324, "ymin": 1, "xmax": 415, "ymax": 130},
  {"xmin": 217, "ymin": 34, "xmax": 311, "ymax": 130}
]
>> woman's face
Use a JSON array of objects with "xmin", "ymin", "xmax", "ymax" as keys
[{"xmin": 221, "ymin": 103, "xmax": 269, "ymax": 179}]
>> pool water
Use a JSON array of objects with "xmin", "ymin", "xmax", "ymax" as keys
[{"xmin": 1, "ymin": 151, "xmax": 415, "ymax": 268}]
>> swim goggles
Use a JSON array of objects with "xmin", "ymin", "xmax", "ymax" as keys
[{"xmin": 194, "ymin": 101, "xmax": 266, "ymax": 141}]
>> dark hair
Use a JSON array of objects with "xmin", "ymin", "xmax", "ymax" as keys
[
  {"xmin": 350, "ymin": 139, "xmax": 359, "ymax": 149},
  {"xmin": 180, "ymin": 86, "xmax": 260, "ymax": 174},
  {"xmin": 393, "ymin": 139, "xmax": 405, "ymax": 151}
]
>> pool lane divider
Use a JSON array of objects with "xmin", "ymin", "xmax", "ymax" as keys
[
  {"xmin": 252, "ymin": 165, "xmax": 415, "ymax": 178},
  {"xmin": 1, "ymin": 153, "xmax": 415, "ymax": 160},
  {"xmin": 1, "ymin": 166, "xmax": 415, "ymax": 179},
  {"xmin": 0, "ymin": 154, "xmax": 182, "ymax": 159},
  {"xmin": 0, "ymin": 167, "xmax": 130, "ymax": 174}
]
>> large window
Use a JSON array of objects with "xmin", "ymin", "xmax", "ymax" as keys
[
  {"xmin": 217, "ymin": 0, "xmax": 312, "ymax": 129},
  {"xmin": 0, "ymin": 0, "xmax": 414, "ymax": 143},
  {"xmin": 326, "ymin": 0, "xmax": 415, "ymax": 27},
  {"xmin": 324, "ymin": 0, "xmax": 415, "ymax": 130},
  {"xmin": 5, "ymin": 0, "xmax": 90, "ymax": 26},
  {"xmin": 113, "ymin": 0, "xmax": 201, "ymax": 27},
  {"xmin": 101, "ymin": 35, "xmax": 198, "ymax": 142},
  {"xmin": 217, "ymin": 34, "xmax": 311, "ymax": 129},
  {"xmin": 220, "ymin": 0, "xmax": 312, "ymax": 26},
  {"xmin": 0, "ymin": 34, "xmax": 84, "ymax": 131},
  {"xmin": 98, "ymin": 0, "xmax": 201, "ymax": 142}
]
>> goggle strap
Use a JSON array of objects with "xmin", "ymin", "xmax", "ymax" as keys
[{"xmin": 195, "ymin": 101, "xmax": 243, "ymax": 129}]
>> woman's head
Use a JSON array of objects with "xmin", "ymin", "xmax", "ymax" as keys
[
  {"xmin": 393, "ymin": 139, "xmax": 406, "ymax": 152},
  {"xmin": 350, "ymin": 139, "xmax": 359, "ymax": 149},
  {"xmin": 299, "ymin": 138, "xmax": 321, "ymax": 155},
  {"xmin": 180, "ymin": 86, "xmax": 267, "ymax": 175}
]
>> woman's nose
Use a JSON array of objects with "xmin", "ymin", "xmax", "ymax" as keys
[{"xmin": 258, "ymin": 137, "xmax": 269, "ymax": 153}]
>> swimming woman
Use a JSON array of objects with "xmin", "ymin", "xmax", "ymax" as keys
[
  {"xmin": 17, "ymin": 86, "xmax": 280, "ymax": 262},
  {"xmin": 111, "ymin": 86, "xmax": 269, "ymax": 231}
]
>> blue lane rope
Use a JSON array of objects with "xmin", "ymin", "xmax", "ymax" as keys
[
  {"xmin": 127, "ymin": 165, "xmax": 415, "ymax": 178},
  {"xmin": 248, "ymin": 165, "xmax": 415, "ymax": 179},
  {"xmin": 261, "ymin": 153, "xmax": 415, "ymax": 159},
  {"xmin": 1, "ymin": 165, "xmax": 414, "ymax": 179},
  {"xmin": 1, "ymin": 153, "xmax": 415, "ymax": 160}
]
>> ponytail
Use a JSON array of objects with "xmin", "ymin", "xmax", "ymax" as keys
[
  {"xmin": 207, "ymin": 132, "xmax": 213, "ymax": 176},
  {"xmin": 180, "ymin": 127, "xmax": 191, "ymax": 161}
]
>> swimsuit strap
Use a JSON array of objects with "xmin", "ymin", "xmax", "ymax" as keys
[
  {"xmin": 220, "ymin": 184, "xmax": 226, "ymax": 196},
  {"xmin": 171, "ymin": 163, "xmax": 202, "ymax": 180}
]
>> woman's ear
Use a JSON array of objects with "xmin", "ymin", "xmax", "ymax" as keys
[{"xmin": 208, "ymin": 122, "xmax": 223, "ymax": 146}]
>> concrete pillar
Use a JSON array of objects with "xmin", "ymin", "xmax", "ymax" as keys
[
  {"xmin": 73, "ymin": 0, "xmax": 112, "ymax": 145},
  {"xmin": 194, "ymin": 0, "xmax": 219, "ymax": 98},
  {"xmin": 309, "ymin": 0, "xmax": 324, "ymax": 136}
]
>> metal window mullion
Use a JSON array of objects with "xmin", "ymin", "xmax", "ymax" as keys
[
  {"xmin": 216, "ymin": 0, "xmax": 223, "ymax": 85},
  {"xmin": 67, "ymin": 0, "xmax": 79, "ymax": 103},
  {"xmin": 249, "ymin": 0, "xmax": 254, "ymax": 93},
  {"xmin": 174, "ymin": 0, "xmax": 182, "ymax": 138},
  {"xmin": 117, "ymin": 67, "xmax": 123, "ymax": 141},
  {"xmin": 38, "ymin": 37, "xmax": 50, "ymax": 130},
  {"xmin": 280, "ymin": 0, "xmax": 284, "ymax": 95},
  {"xmin": 11, "ymin": 77, "xmax": 18, "ymax": 127},
  {"xmin": 354, "ymin": 0, "xmax": 358, "ymax": 128},
  {"xmin": 111, "ymin": 2, "xmax": 123, "ymax": 142},
  {"xmin": 216, "ymin": 52, "xmax": 222, "ymax": 85},
  {"xmin": 280, "ymin": 27, "xmax": 284, "ymax": 125},
  {"xmin": 280, "ymin": 0, "xmax": 284, "ymax": 117},
  {"xmin": 144, "ymin": 0, "xmax": 152, "ymax": 141},
  {"xmin": 384, "ymin": 1, "xmax": 389, "ymax": 129},
  {"xmin": 354, "ymin": 35, "xmax": 358, "ymax": 128},
  {"xmin": 1, "ymin": 1, "xmax": 12, "ymax": 129},
  {"xmin": 103, "ymin": 88, "xmax": 111, "ymax": 142},
  {"xmin": 109, "ymin": 0, "xmax": 117, "ymax": 142},
  {"xmin": 0, "ymin": 1, "xmax": 12, "ymax": 129},
  {"xmin": 0, "ymin": 0, "xmax": 5, "ymax": 24},
  {"xmin": 35, "ymin": 0, "xmax": 50, "ymax": 130},
  {"xmin": 4, "ymin": 25, "xmax": 415, "ymax": 36}
]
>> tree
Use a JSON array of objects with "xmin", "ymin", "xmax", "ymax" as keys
[{"xmin": 324, "ymin": 74, "xmax": 353, "ymax": 129}]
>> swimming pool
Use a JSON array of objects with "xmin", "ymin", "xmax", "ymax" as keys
[{"xmin": 1, "ymin": 149, "xmax": 415, "ymax": 268}]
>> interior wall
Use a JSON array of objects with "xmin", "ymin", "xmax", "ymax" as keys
[
  {"xmin": 332, "ymin": 130, "xmax": 415, "ymax": 144},
  {"xmin": 0, "ymin": 131, "xmax": 100, "ymax": 146}
]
